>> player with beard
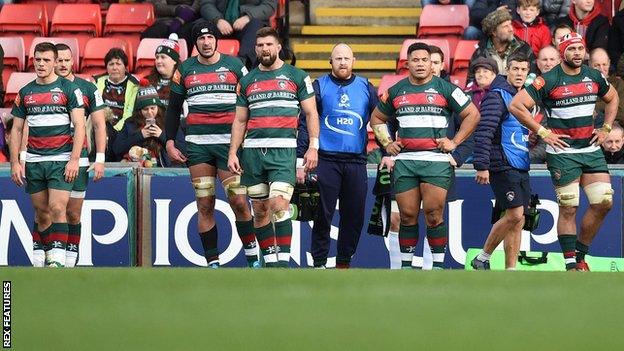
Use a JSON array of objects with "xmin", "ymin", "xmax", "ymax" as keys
[
  {"xmin": 370, "ymin": 43, "xmax": 480, "ymax": 269},
  {"xmin": 165, "ymin": 20, "xmax": 260, "ymax": 268},
  {"xmin": 228, "ymin": 27, "xmax": 320, "ymax": 268},
  {"xmin": 510, "ymin": 33, "xmax": 619, "ymax": 271}
]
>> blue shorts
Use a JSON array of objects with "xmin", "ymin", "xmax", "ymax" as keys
[{"xmin": 490, "ymin": 169, "xmax": 530, "ymax": 210}]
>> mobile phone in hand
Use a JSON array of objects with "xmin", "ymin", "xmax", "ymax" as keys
[{"xmin": 146, "ymin": 117, "xmax": 156, "ymax": 126}]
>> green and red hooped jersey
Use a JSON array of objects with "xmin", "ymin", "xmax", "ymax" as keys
[
  {"xmin": 525, "ymin": 64, "xmax": 610, "ymax": 154},
  {"xmin": 72, "ymin": 76, "xmax": 106, "ymax": 165},
  {"xmin": 236, "ymin": 63, "xmax": 315, "ymax": 148},
  {"xmin": 11, "ymin": 76, "xmax": 84, "ymax": 162},
  {"xmin": 171, "ymin": 54, "xmax": 248, "ymax": 145},
  {"xmin": 377, "ymin": 75, "xmax": 470, "ymax": 162}
]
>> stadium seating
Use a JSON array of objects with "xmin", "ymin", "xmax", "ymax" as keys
[
  {"xmin": 4, "ymin": 72, "xmax": 37, "ymax": 108},
  {"xmin": 451, "ymin": 40, "xmax": 479, "ymax": 75},
  {"xmin": 20, "ymin": 0, "xmax": 58, "ymax": 23},
  {"xmin": 81, "ymin": 38, "xmax": 133, "ymax": 75},
  {"xmin": 27, "ymin": 37, "xmax": 80, "ymax": 72},
  {"xmin": 396, "ymin": 38, "xmax": 450, "ymax": 75},
  {"xmin": 50, "ymin": 4, "xmax": 102, "ymax": 56},
  {"xmin": 104, "ymin": 4, "xmax": 156, "ymax": 57},
  {"xmin": 450, "ymin": 73, "xmax": 467, "ymax": 89},
  {"xmin": 417, "ymin": 5, "xmax": 469, "ymax": 38},
  {"xmin": 135, "ymin": 38, "xmax": 189, "ymax": 76},
  {"xmin": 0, "ymin": 4, "xmax": 48, "ymax": 53},
  {"xmin": 0, "ymin": 37, "xmax": 26, "ymax": 72},
  {"xmin": 191, "ymin": 39, "xmax": 241, "ymax": 57},
  {"xmin": 377, "ymin": 74, "xmax": 406, "ymax": 97}
]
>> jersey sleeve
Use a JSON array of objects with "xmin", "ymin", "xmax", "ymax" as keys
[
  {"xmin": 297, "ymin": 71, "xmax": 315, "ymax": 101},
  {"xmin": 595, "ymin": 71, "xmax": 611, "ymax": 97},
  {"xmin": 233, "ymin": 58, "xmax": 248, "ymax": 79},
  {"xmin": 376, "ymin": 88, "xmax": 396, "ymax": 117},
  {"xmin": 66, "ymin": 81, "xmax": 84, "ymax": 111},
  {"xmin": 524, "ymin": 76, "xmax": 547, "ymax": 104},
  {"xmin": 10, "ymin": 89, "xmax": 26, "ymax": 119},
  {"xmin": 86, "ymin": 82, "xmax": 106, "ymax": 113},
  {"xmin": 445, "ymin": 81, "xmax": 471, "ymax": 113},
  {"xmin": 236, "ymin": 79, "xmax": 248, "ymax": 107},
  {"xmin": 170, "ymin": 65, "xmax": 186, "ymax": 96}
]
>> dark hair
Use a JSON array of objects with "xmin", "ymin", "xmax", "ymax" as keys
[
  {"xmin": 428, "ymin": 45, "xmax": 444, "ymax": 63},
  {"xmin": 256, "ymin": 27, "xmax": 281, "ymax": 43},
  {"xmin": 55, "ymin": 43, "xmax": 71, "ymax": 53},
  {"xmin": 407, "ymin": 42, "xmax": 431, "ymax": 57},
  {"xmin": 506, "ymin": 52, "xmax": 530, "ymax": 68},
  {"xmin": 552, "ymin": 23, "xmax": 573, "ymax": 36},
  {"xmin": 104, "ymin": 48, "xmax": 128, "ymax": 67},
  {"xmin": 34, "ymin": 42, "xmax": 58, "ymax": 58},
  {"xmin": 128, "ymin": 106, "xmax": 166, "ymax": 155}
]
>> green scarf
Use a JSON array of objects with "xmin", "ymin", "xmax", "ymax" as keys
[{"xmin": 224, "ymin": 0, "xmax": 240, "ymax": 24}]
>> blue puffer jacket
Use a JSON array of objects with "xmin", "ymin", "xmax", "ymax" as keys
[{"xmin": 473, "ymin": 74, "xmax": 517, "ymax": 173}]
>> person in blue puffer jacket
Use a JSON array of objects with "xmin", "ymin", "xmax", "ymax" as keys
[{"xmin": 471, "ymin": 51, "xmax": 532, "ymax": 270}]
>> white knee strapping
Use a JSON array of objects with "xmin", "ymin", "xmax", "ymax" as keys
[
  {"xmin": 247, "ymin": 183, "xmax": 269, "ymax": 200},
  {"xmin": 584, "ymin": 182, "xmax": 614, "ymax": 205},
  {"xmin": 391, "ymin": 200, "xmax": 399, "ymax": 213},
  {"xmin": 192, "ymin": 176, "xmax": 216, "ymax": 198},
  {"xmin": 70, "ymin": 191, "xmax": 86, "ymax": 199},
  {"xmin": 555, "ymin": 182, "xmax": 580, "ymax": 207},
  {"xmin": 222, "ymin": 175, "xmax": 246, "ymax": 196},
  {"xmin": 269, "ymin": 181, "xmax": 294, "ymax": 201}
]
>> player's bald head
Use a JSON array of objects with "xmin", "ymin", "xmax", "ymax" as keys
[{"xmin": 330, "ymin": 43, "xmax": 354, "ymax": 60}]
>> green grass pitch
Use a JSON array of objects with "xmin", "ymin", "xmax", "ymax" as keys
[{"xmin": 2, "ymin": 268, "xmax": 624, "ymax": 350}]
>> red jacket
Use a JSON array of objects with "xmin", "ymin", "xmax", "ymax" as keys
[{"xmin": 512, "ymin": 17, "xmax": 552, "ymax": 56}]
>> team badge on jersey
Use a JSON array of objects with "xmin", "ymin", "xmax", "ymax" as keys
[
  {"xmin": 532, "ymin": 76, "xmax": 545, "ymax": 90},
  {"xmin": 218, "ymin": 73, "xmax": 227, "ymax": 82},
  {"xmin": 426, "ymin": 94, "xmax": 435, "ymax": 103},
  {"xmin": 586, "ymin": 83, "xmax": 593, "ymax": 92},
  {"xmin": 52, "ymin": 93, "xmax": 60, "ymax": 103},
  {"xmin": 278, "ymin": 80, "xmax": 287, "ymax": 89}
]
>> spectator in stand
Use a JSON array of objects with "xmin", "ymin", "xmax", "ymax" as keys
[
  {"xmin": 96, "ymin": 48, "xmax": 139, "ymax": 130},
  {"xmin": 556, "ymin": 0, "xmax": 609, "ymax": 52},
  {"xmin": 541, "ymin": 0, "xmax": 571, "ymax": 28},
  {"xmin": 142, "ymin": 0, "xmax": 200, "ymax": 51},
  {"xmin": 608, "ymin": 4, "xmax": 624, "ymax": 71},
  {"xmin": 536, "ymin": 45, "xmax": 561, "ymax": 74},
  {"xmin": 199, "ymin": 0, "xmax": 277, "ymax": 68},
  {"xmin": 602, "ymin": 121, "xmax": 624, "ymax": 164},
  {"xmin": 145, "ymin": 34, "xmax": 181, "ymax": 107},
  {"xmin": 466, "ymin": 0, "xmax": 517, "ymax": 40},
  {"xmin": 529, "ymin": 45, "xmax": 561, "ymax": 164},
  {"xmin": 113, "ymin": 80, "xmax": 171, "ymax": 167},
  {"xmin": 552, "ymin": 23, "xmax": 573, "ymax": 47},
  {"xmin": 591, "ymin": 48, "xmax": 624, "ymax": 123},
  {"xmin": 0, "ymin": 116, "xmax": 10, "ymax": 163},
  {"xmin": 467, "ymin": 9, "xmax": 536, "ymax": 83},
  {"xmin": 512, "ymin": 0, "xmax": 552, "ymax": 56},
  {"xmin": 466, "ymin": 57, "xmax": 498, "ymax": 109},
  {"xmin": 95, "ymin": 48, "xmax": 139, "ymax": 161}
]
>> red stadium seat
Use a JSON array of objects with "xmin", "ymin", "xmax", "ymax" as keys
[
  {"xmin": 0, "ymin": 4, "xmax": 48, "ymax": 52},
  {"xmin": 0, "ymin": 4, "xmax": 48, "ymax": 36},
  {"xmin": 377, "ymin": 74, "xmax": 407, "ymax": 98},
  {"xmin": 104, "ymin": 4, "xmax": 155, "ymax": 34},
  {"xmin": 0, "ymin": 37, "xmax": 26, "ymax": 72},
  {"xmin": 51, "ymin": 4, "xmax": 101, "ymax": 36},
  {"xmin": 135, "ymin": 38, "xmax": 189, "ymax": 75},
  {"xmin": 75, "ymin": 74, "xmax": 95, "ymax": 83},
  {"xmin": 191, "ymin": 39, "xmax": 240, "ymax": 57},
  {"xmin": 451, "ymin": 40, "xmax": 478, "ymax": 75},
  {"xmin": 450, "ymin": 72, "xmax": 468, "ymax": 89},
  {"xmin": 4, "ymin": 72, "xmax": 37, "ymax": 108},
  {"xmin": 397, "ymin": 38, "xmax": 450, "ymax": 75},
  {"xmin": 27, "ymin": 37, "xmax": 80, "ymax": 72},
  {"xmin": 20, "ymin": 0, "xmax": 58, "ymax": 24},
  {"xmin": 417, "ymin": 5, "xmax": 469, "ymax": 38},
  {"xmin": 81, "ymin": 38, "xmax": 133, "ymax": 75}
]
